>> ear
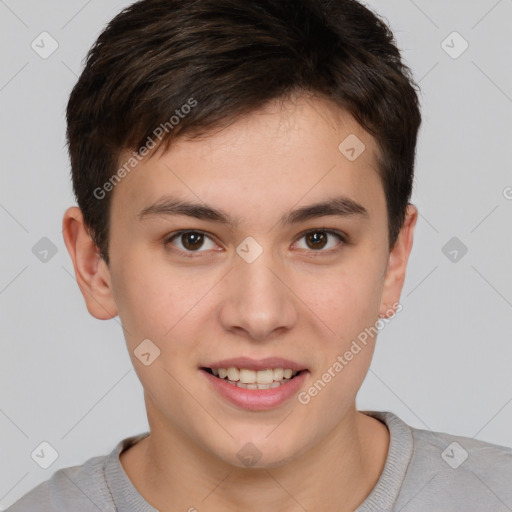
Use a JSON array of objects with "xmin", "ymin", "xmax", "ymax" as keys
[
  {"xmin": 62, "ymin": 206, "xmax": 118, "ymax": 320},
  {"xmin": 379, "ymin": 204, "xmax": 418, "ymax": 318}
]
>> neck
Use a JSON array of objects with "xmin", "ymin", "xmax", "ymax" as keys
[{"xmin": 120, "ymin": 403, "xmax": 389, "ymax": 512}]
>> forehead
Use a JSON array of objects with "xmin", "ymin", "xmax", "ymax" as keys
[{"xmin": 112, "ymin": 95, "xmax": 384, "ymax": 225}]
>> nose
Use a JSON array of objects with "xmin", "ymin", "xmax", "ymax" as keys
[{"xmin": 218, "ymin": 250, "xmax": 298, "ymax": 342}]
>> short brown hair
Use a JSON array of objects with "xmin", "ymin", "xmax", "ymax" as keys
[{"xmin": 66, "ymin": 0, "xmax": 421, "ymax": 266}]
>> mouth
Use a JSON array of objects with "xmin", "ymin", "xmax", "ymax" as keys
[
  {"xmin": 200, "ymin": 358, "xmax": 310, "ymax": 410},
  {"xmin": 201, "ymin": 366, "xmax": 306, "ymax": 390}
]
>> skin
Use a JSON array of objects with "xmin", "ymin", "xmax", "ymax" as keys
[{"xmin": 62, "ymin": 93, "xmax": 417, "ymax": 512}]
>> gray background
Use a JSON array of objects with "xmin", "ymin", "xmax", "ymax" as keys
[{"xmin": 1, "ymin": 0, "xmax": 511, "ymax": 508}]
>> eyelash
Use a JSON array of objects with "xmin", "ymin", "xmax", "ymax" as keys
[{"xmin": 163, "ymin": 229, "xmax": 347, "ymax": 259}]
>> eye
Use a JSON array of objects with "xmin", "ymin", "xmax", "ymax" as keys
[
  {"xmin": 293, "ymin": 229, "xmax": 346, "ymax": 254},
  {"xmin": 164, "ymin": 228, "xmax": 347, "ymax": 259},
  {"xmin": 164, "ymin": 230, "xmax": 218, "ymax": 257}
]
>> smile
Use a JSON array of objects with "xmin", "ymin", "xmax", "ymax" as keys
[
  {"xmin": 203, "ymin": 367, "xmax": 302, "ymax": 389},
  {"xmin": 200, "ymin": 365, "xmax": 309, "ymax": 411}
]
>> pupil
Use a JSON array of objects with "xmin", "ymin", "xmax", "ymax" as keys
[
  {"xmin": 182, "ymin": 232, "xmax": 203, "ymax": 250},
  {"xmin": 307, "ymin": 231, "xmax": 327, "ymax": 250}
]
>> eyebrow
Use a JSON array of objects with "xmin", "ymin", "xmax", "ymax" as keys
[{"xmin": 137, "ymin": 194, "xmax": 369, "ymax": 227}]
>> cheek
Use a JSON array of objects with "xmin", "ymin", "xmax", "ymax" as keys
[
  {"xmin": 307, "ymin": 254, "xmax": 386, "ymax": 401},
  {"xmin": 299, "ymin": 271, "xmax": 380, "ymax": 416},
  {"xmin": 111, "ymin": 267, "xmax": 163, "ymax": 337},
  {"xmin": 109, "ymin": 254, "xmax": 216, "ymax": 383},
  {"xmin": 111, "ymin": 261, "xmax": 202, "ymax": 413},
  {"xmin": 304, "ymin": 257, "xmax": 385, "ymax": 342},
  {"xmin": 110, "ymin": 251, "xmax": 191, "ymax": 338}
]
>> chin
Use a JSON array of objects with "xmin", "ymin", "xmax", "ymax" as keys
[{"xmin": 208, "ymin": 427, "xmax": 309, "ymax": 470}]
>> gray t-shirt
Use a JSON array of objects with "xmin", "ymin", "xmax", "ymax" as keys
[{"xmin": 6, "ymin": 410, "xmax": 512, "ymax": 511}]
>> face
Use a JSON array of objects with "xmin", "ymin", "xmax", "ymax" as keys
[{"xmin": 65, "ymin": 94, "xmax": 416, "ymax": 468}]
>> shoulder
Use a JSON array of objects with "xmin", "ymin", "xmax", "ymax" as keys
[
  {"xmin": 5, "ymin": 477, "xmax": 53, "ymax": 512},
  {"xmin": 6, "ymin": 452, "xmax": 114, "ymax": 511},
  {"xmin": 400, "ymin": 422, "xmax": 512, "ymax": 510},
  {"xmin": 362, "ymin": 410, "xmax": 512, "ymax": 511}
]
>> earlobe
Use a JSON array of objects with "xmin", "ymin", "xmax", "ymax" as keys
[
  {"xmin": 378, "ymin": 204, "xmax": 418, "ymax": 318},
  {"xmin": 62, "ymin": 206, "xmax": 118, "ymax": 320}
]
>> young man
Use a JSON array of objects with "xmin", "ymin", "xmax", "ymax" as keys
[{"xmin": 8, "ymin": 0, "xmax": 511, "ymax": 510}]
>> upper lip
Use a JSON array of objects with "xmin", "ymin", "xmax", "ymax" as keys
[{"xmin": 202, "ymin": 357, "xmax": 308, "ymax": 372}]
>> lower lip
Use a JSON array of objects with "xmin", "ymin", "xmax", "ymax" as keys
[{"xmin": 201, "ymin": 369, "xmax": 308, "ymax": 411}]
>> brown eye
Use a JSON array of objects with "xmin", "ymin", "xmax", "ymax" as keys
[
  {"xmin": 305, "ymin": 231, "xmax": 328, "ymax": 250},
  {"xmin": 295, "ymin": 230, "xmax": 345, "ymax": 253},
  {"xmin": 180, "ymin": 232, "xmax": 204, "ymax": 251},
  {"xmin": 165, "ymin": 230, "xmax": 217, "ymax": 256}
]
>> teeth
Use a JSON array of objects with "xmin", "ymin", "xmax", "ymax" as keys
[
  {"xmin": 239, "ymin": 369, "xmax": 256, "ymax": 384},
  {"xmin": 227, "ymin": 367, "xmax": 239, "ymax": 381},
  {"xmin": 210, "ymin": 367, "xmax": 299, "ymax": 384},
  {"xmin": 256, "ymin": 369, "xmax": 274, "ymax": 384},
  {"xmin": 227, "ymin": 379, "xmax": 291, "ymax": 389},
  {"xmin": 273, "ymin": 368, "xmax": 284, "ymax": 380}
]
